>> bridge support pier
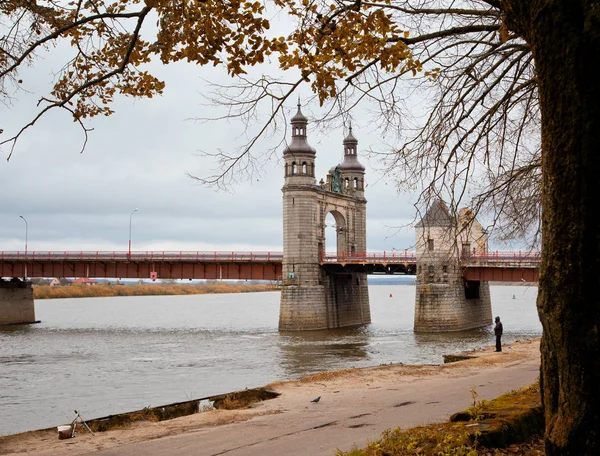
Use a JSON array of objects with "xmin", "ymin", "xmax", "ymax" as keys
[
  {"xmin": 0, "ymin": 279, "xmax": 37, "ymax": 326},
  {"xmin": 279, "ymin": 271, "xmax": 370, "ymax": 330},
  {"xmin": 279, "ymin": 103, "xmax": 370, "ymax": 331},
  {"xmin": 414, "ymin": 275, "xmax": 491, "ymax": 332},
  {"xmin": 414, "ymin": 201, "xmax": 493, "ymax": 332}
]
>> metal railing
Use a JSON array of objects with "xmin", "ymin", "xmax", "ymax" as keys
[
  {"xmin": 320, "ymin": 251, "xmax": 417, "ymax": 263},
  {"xmin": 464, "ymin": 251, "xmax": 541, "ymax": 263},
  {"xmin": 0, "ymin": 251, "xmax": 284, "ymax": 262},
  {"xmin": 321, "ymin": 250, "xmax": 541, "ymax": 265},
  {"xmin": 0, "ymin": 250, "xmax": 541, "ymax": 265}
]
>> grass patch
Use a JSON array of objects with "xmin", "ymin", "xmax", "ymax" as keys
[
  {"xmin": 33, "ymin": 283, "xmax": 276, "ymax": 300},
  {"xmin": 337, "ymin": 382, "xmax": 543, "ymax": 456},
  {"xmin": 340, "ymin": 424, "xmax": 478, "ymax": 456}
]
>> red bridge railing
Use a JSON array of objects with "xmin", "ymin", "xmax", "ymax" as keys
[
  {"xmin": 320, "ymin": 251, "xmax": 417, "ymax": 263},
  {"xmin": 320, "ymin": 251, "xmax": 541, "ymax": 265},
  {"xmin": 464, "ymin": 251, "xmax": 541, "ymax": 263},
  {"xmin": 0, "ymin": 250, "xmax": 541, "ymax": 265},
  {"xmin": 0, "ymin": 251, "xmax": 284, "ymax": 262}
]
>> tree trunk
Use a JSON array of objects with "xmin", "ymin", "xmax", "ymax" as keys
[{"xmin": 509, "ymin": 0, "xmax": 600, "ymax": 453}]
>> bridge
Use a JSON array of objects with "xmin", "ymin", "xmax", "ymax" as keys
[
  {"xmin": 1, "ymin": 105, "xmax": 541, "ymax": 330},
  {"xmin": 0, "ymin": 249, "xmax": 539, "ymax": 282},
  {"xmin": 320, "ymin": 251, "xmax": 540, "ymax": 283}
]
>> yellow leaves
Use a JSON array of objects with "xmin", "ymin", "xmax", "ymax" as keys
[
  {"xmin": 3, "ymin": 0, "xmax": 423, "ymax": 123},
  {"xmin": 148, "ymin": 0, "xmax": 287, "ymax": 78},
  {"xmin": 424, "ymin": 68, "xmax": 441, "ymax": 80},
  {"xmin": 274, "ymin": 2, "xmax": 418, "ymax": 105}
]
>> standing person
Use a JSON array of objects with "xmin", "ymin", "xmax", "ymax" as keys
[{"xmin": 494, "ymin": 316, "xmax": 503, "ymax": 352}]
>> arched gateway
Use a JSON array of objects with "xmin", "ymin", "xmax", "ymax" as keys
[{"xmin": 279, "ymin": 104, "xmax": 370, "ymax": 330}]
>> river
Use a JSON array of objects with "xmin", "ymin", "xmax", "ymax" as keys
[{"xmin": 0, "ymin": 284, "xmax": 540, "ymax": 436}]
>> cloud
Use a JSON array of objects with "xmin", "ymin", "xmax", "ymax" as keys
[{"xmin": 1, "ymin": 48, "xmax": 417, "ymax": 256}]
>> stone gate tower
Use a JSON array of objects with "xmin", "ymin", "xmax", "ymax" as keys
[
  {"xmin": 279, "ymin": 103, "xmax": 370, "ymax": 330},
  {"xmin": 414, "ymin": 200, "xmax": 492, "ymax": 332}
]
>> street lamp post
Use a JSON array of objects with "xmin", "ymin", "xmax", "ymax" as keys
[
  {"xmin": 128, "ymin": 208, "xmax": 139, "ymax": 258},
  {"xmin": 19, "ymin": 215, "xmax": 28, "ymax": 255}
]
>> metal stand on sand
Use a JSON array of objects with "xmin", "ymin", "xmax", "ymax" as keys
[{"xmin": 71, "ymin": 410, "xmax": 94, "ymax": 437}]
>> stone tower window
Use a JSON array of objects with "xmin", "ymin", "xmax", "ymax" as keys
[
  {"xmin": 353, "ymin": 177, "xmax": 358, "ymax": 188},
  {"xmin": 428, "ymin": 238, "xmax": 434, "ymax": 251},
  {"xmin": 302, "ymin": 162, "xmax": 307, "ymax": 174},
  {"xmin": 462, "ymin": 242, "xmax": 471, "ymax": 257},
  {"xmin": 292, "ymin": 162, "xmax": 297, "ymax": 174}
]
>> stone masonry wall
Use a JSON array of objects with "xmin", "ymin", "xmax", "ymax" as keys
[
  {"xmin": 281, "ymin": 188, "xmax": 321, "ymax": 283},
  {"xmin": 280, "ymin": 183, "xmax": 370, "ymax": 330},
  {"xmin": 324, "ymin": 273, "xmax": 370, "ymax": 328},
  {"xmin": 0, "ymin": 281, "xmax": 36, "ymax": 325},
  {"xmin": 279, "ymin": 285, "xmax": 329, "ymax": 330},
  {"xmin": 414, "ymin": 276, "xmax": 492, "ymax": 332},
  {"xmin": 279, "ymin": 272, "xmax": 370, "ymax": 330},
  {"xmin": 414, "ymin": 206, "xmax": 492, "ymax": 332}
]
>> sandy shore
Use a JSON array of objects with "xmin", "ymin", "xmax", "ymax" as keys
[{"xmin": 0, "ymin": 338, "xmax": 540, "ymax": 456}]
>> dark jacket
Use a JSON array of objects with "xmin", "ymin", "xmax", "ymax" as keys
[{"xmin": 494, "ymin": 320, "xmax": 503, "ymax": 336}]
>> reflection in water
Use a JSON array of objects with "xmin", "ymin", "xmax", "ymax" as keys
[
  {"xmin": 412, "ymin": 327, "xmax": 493, "ymax": 346},
  {"xmin": 411, "ymin": 328, "xmax": 494, "ymax": 358},
  {"xmin": 0, "ymin": 285, "xmax": 541, "ymax": 436},
  {"xmin": 279, "ymin": 328, "xmax": 370, "ymax": 376}
]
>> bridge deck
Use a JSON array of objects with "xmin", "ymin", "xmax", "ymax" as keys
[
  {"xmin": 0, "ymin": 251, "xmax": 283, "ymax": 281},
  {"xmin": 0, "ymin": 251, "xmax": 540, "ymax": 282}
]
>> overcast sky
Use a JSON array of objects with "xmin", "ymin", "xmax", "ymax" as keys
[{"xmin": 1, "ymin": 47, "xmax": 420, "ymax": 255}]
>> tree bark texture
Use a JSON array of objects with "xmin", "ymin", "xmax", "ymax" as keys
[{"xmin": 504, "ymin": 0, "xmax": 600, "ymax": 453}]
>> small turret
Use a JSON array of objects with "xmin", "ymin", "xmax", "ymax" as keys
[
  {"xmin": 283, "ymin": 101, "xmax": 316, "ymax": 186},
  {"xmin": 338, "ymin": 125, "xmax": 366, "ymax": 196}
]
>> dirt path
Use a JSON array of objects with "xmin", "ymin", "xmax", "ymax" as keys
[{"xmin": 0, "ymin": 339, "xmax": 540, "ymax": 456}]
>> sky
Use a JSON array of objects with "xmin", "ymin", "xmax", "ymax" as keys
[{"xmin": 0, "ymin": 49, "xmax": 418, "ymax": 255}]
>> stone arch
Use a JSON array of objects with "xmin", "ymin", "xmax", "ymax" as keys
[{"xmin": 323, "ymin": 209, "xmax": 347, "ymax": 258}]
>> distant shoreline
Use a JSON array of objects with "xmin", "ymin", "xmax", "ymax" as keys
[
  {"xmin": 32, "ymin": 280, "xmax": 538, "ymax": 300},
  {"xmin": 33, "ymin": 283, "xmax": 277, "ymax": 300}
]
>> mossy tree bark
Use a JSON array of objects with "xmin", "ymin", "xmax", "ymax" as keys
[{"xmin": 504, "ymin": 0, "xmax": 600, "ymax": 453}]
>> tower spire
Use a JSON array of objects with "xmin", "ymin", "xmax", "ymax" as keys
[
  {"xmin": 283, "ymin": 101, "xmax": 315, "ymax": 155},
  {"xmin": 340, "ymin": 124, "xmax": 365, "ymax": 171}
]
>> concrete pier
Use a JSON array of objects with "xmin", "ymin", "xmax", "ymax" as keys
[
  {"xmin": 0, "ymin": 279, "xmax": 37, "ymax": 325},
  {"xmin": 279, "ymin": 272, "xmax": 370, "ymax": 330},
  {"xmin": 279, "ymin": 104, "xmax": 370, "ymax": 330},
  {"xmin": 414, "ymin": 201, "xmax": 492, "ymax": 332}
]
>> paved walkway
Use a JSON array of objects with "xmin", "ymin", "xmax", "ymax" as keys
[{"xmin": 93, "ymin": 354, "xmax": 539, "ymax": 456}]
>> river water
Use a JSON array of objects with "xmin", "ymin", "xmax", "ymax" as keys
[{"xmin": 0, "ymin": 284, "xmax": 541, "ymax": 436}]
